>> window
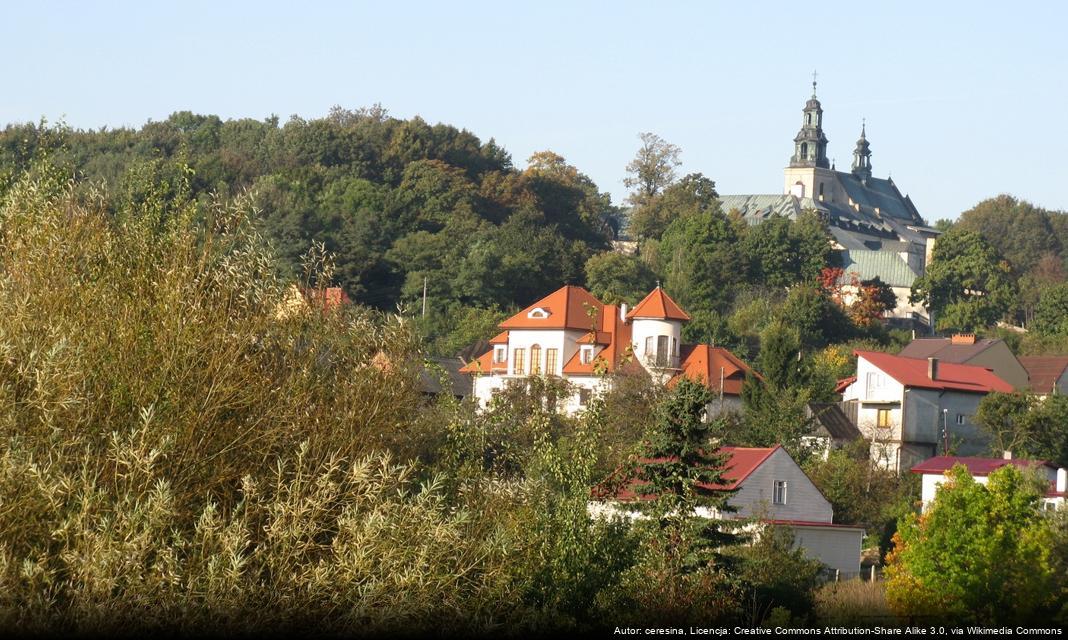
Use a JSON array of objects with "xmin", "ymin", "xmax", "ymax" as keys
[
  {"xmin": 493, "ymin": 346, "xmax": 506, "ymax": 364},
  {"xmin": 645, "ymin": 336, "xmax": 653, "ymax": 355},
  {"xmin": 545, "ymin": 348, "xmax": 558, "ymax": 375},
  {"xmin": 513, "ymin": 348, "xmax": 525, "ymax": 375},
  {"xmin": 800, "ymin": 142, "xmax": 808, "ymax": 159},
  {"xmin": 578, "ymin": 388, "xmax": 591, "ymax": 407},
  {"xmin": 527, "ymin": 307, "xmax": 550, "ymax": 319},
  {"xmin": 773, "ymin": 480, "xmax": 788, "ymax": 505},
  {"xmin": 956, "ymin": 413, "xmax": 965, "ymax": 425},
  {"xmin": 866, "ymin": 372, "xmax": 885, "ymax": 390},
  {"xmin": 580, "ymin": 346, "xmax": 594, "ymax": 365},
  {"xmin": 818, "ymin": 183, "xmax": 824, "ymax": 200},
  {"xmin": 877, "ymin": 409, "xmax": 891, "ymax": 429},
  {"xmin": 530, "ymin": 344, "xmax": 541, "ymax": 375},
  {"xmin": 656, "ymin": 335, "xmax": 669, "ymax": 367}
]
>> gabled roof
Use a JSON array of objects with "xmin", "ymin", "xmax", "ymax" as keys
[
  {"xmin": 499, "ymin": 284, "xmax": 603, "ymax": 330},
  {"xmin": 898, "ymin": 337, "xmax": 1001, "ymax": 362},
  {"xmin": 626, "ymin": 287, "xmax": 691, "ymax": 322},
  {"xmin": 854, "ymin": 350, "xmax": 1013, "ymax": 394},
  {"xmin": 419, "ymin": 358, "xmax": 469, "ymax": 397},
  {"xmin": 667, "ymin": 345, "xmax": 753, "ymax": 395},
  {"xmin": 911, "ymin": 456, "xmax": 1056, "ymax": 476},
  {"xmin": 595, "ymin": 446, "xmax": 782, "ymax": 500},
  {"xmin": 488, "ymin": 331, "xmax": 510, "ymax": 344},
  {"xmin": 1019, "ymin": 356, "xmax": 1068, "ymax": 394}
]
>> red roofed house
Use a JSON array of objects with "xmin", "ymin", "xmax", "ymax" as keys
[
  {"xmin": 911, "ymin": 454, "xmax": 1067, "ymax": 512},
  {"xmin": 839, "ymin": 350, "xmax": 1015, "ymax": 472},
  {"xmin": 460, "ymin": 285, "xmax": 753, "ymax": 415},
  {"xmin": 591, "ymin": 446, "xmax": 864, "ymax": 574}
]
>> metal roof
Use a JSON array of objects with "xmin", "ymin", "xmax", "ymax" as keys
[{"xmin": 837, "ymin": 250, "xmax": 918, "ymax": 288}]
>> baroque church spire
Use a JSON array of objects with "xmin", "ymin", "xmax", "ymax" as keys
[
  {"xmin": 789, "ymin": 73, "xmax": 830, "ymax": 169},
  {"xmin": 851, "ymin": 119, "xmax": 872, "ymax": 183}
]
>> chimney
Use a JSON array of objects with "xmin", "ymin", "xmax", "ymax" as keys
[
  {"xmin": 951, "ymin": 333, "xmax": 976, "ymax": 345},
  {"xmin": 928, "ymin": 357, "xmax": 939, "ymax": 381},
  {"xmin": 1058, "ymin": 468, "xmax": 1066, "ymax": 493},
  {"xmin": 1003, "ymin": 450, "xmax": 1013, "ymax": 460},
  {"xmin": 620, "ymin": 303, "xmax": 628, "ymax": 322}
]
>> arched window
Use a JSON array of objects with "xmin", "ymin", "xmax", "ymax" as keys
[
  {"xmin": 818, "ymin": 183, "xmax": 825, "ymax": 199},
  {"xmin": 530, "ymin": 344, "xmax": 542, "ymax": 375},
  {"xmin": 800, "ymin": 142, "xmax": 808, "ymax": 159},
  {"xmin": 806, "ymin": 113, "xmax": 812, "ymax": 126}
]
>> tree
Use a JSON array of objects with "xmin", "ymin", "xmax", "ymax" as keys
[
  {"xmin": 849, "ymin": 277, "xmax": 897, "ymax": 327},
  {"xmin": 956, "ymin": 195, "xmax": 1062, "ymax": 277},
  {"xmin": 973, "ymin": 391, "xmax": 1038, "ymax": 456},
  {"xmin": 885, "ymin": 464, "xmax": 1060, "ymax": 624},
  {"xmin": 657, "ymin": 204, "xmax": 745, "ymax": 315},
  {"xmin": 1033, "ymin": 282, "xmax": 1068, "ymax": 336},
  {"xmin": 739, "ymin": 323, "xmax": 816, "ymax": 457},
  {"xmin": 627, "ymin": 172, "xmax": 718, "ymax": 240},
  {"xmin": 623, "ymin": 132, "xmax": 681, "ymax": 208},
  {"xmin": 777, "ymin": 283, "xmax": 854, "ymax": 349},
  {"xmin": 741, "ymin": 212, "xmax": 835, "ymax": 288},
  {"xmin": 633, "ymin": 378, "xmax": 741, "ymax": 568},
  {"xmin": 584, "ymin": 251, "xmax": 658, "ymax": 305},
  {"xmin": 909, "ymin": 228, "xmax": 1016, "ymax": 332}
]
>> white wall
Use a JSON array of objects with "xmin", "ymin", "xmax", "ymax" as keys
[
  {"xmin": 630, "ymin": 318, "xmax": 681, "ymax": 381},
  {"xmin": 727, "ymin": 448, "xmax": 833, "ymax": 523}
]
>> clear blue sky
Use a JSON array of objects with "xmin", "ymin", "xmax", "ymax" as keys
[{"xmin": 3, "ymin": 1, "xmax": 1065, "ymax": 220}]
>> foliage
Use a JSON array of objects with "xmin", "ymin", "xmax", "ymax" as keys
[
  {"xmin": 584, "ymin": 251, "xmax": 658, "ymax": 305},
  {"xmin": 973, "ymin": 392, "xmax": 1068, "ymax": 467},
  {"xmin": 1033, "ymin": 282, "xmax": 1068, "ymax": 336},
  {"xmin": 742, "ymin": 212, "xmax": 836, "ymax": 288},
  {"xmin": 739, "ymin": 323, "xmax": 816, "ymax": 459},
  {"xmin": 0, "ymin": 112, "xmax": 615, "ymax": 315},
  {"xmin": 627, "ymin": 172, "xmax": 718, "ymax": 241},
  {"xmin": 623, "ymin": 132, "xmax": 681, "ymax": 209},
  {"xmin": 657, "ymin": 202, "xmax": 745, "ymax": 315},
  {"xmin": 956, "ymin": 195, "xmax": 1065, "ymax": 278},
  {"xmin": 727, "ymin": 524, "xmax": 823, "ymax": 622},
  {"xmin": 885, "ymin": 465, "xmax": 1060, "ymax": 624},
  {"xmin": 910, "ymin": 228, "xmax": 1016, "ymax": 332}
]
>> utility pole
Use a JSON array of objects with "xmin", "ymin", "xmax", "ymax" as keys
[{"xmin": 422, "ymin": 277, "xmax": 427, "ymax": 318}]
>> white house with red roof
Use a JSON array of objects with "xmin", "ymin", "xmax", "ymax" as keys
[
  {"xmin": 837, "ymin": 351, "xmax": 1015, "ymax": 472},
  {"xmin": 911, "ymin": 455, "xmax": 1067, "ymax": 511},
  {"xmin": 591, "ymin": 445, "xmax": 864, "ymax": 574},
  {"xmin": 460, "ymin": 285, "xmax": 754, "ymax": 414}
]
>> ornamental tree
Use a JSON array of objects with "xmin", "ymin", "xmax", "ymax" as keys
[{"xmin": 885, "ymin": 464, "xmax": 1059, "ymax": 624}]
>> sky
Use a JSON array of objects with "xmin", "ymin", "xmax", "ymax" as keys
[{"xmin": 2, "ymin": 1, "xmax": 1066, "ymax": 220}]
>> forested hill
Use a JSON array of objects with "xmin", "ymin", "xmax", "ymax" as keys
[{"xmin": 0, "ymin": 107, "xmax": 618, "ymax": 312}]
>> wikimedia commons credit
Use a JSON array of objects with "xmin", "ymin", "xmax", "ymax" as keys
[{"xmin": 611, "ymin": 627, "xmax": 1065, "ymax": 636}]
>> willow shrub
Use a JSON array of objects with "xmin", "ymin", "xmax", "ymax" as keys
[{"xmin": 0, "ymin": 166, "xmax": 522, "ymax": 634}]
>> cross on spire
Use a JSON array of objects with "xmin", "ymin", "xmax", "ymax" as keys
[{"xmin": 812, "ymin": 70, "xmax": 818, "ymax": 96}]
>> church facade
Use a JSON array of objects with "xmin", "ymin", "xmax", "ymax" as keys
[{"xmin": 719, "ymin": 81, "xmax": 939, "ymax": 326}]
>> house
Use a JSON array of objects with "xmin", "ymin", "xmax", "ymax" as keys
[
  {"xmin": 837, "ymin": 350, "xmax": 1014, "ymax": 472},
  {"xmin": 804, "ymin": 402, "xmax": 863, "ymax": 457},
  {"xmin": 418, "ymin": 357, "xmax": 470, "ymax": 401},
  {"xmin": 1019, "ymin": 356, "xmax": 1068, "ymax": 397},
  {"xmin": 898, "ymin": 333, "xmax": 1029, "ymax": 391},
  {"xmin": 459, "ymin": 285, "xmax": 754, "ymax": 415},
  {"xmin": 275, "ymin": 284, "xmax": 352, "ymax": 319},
  {"xmin": 718, "ymin": 81, "xmax": 940, "ymax": 327},
  {"xmin": 591, "ymin": 445, "xmax": 864, "ymax": 574},
  {"xmin": 911, "ymin": 455, "xmax": 1067, "ymax": 511}
]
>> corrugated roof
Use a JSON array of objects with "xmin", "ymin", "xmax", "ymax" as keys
[
  {"xmin": 1019, "ymin": 356, "xmax": 1068, "ymax": 394},
  {"xmin": 854, "ymin": 350, "xmax": 1014, "ymax": 394},
  {"xmin": 837, "ymin": 250, "xmax": 918, "ymax": 288},
  {"xmin": 807, "ymin": 403, "xmax": 862, "ymax": 440}
]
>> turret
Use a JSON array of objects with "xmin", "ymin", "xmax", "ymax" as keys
[{"xmin": 627, "ymin": 286, "xmax": 689, "ymax": 373}]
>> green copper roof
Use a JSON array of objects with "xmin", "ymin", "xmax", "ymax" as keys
[{"xmin": 837, "ymin": 249, "xmax": 918, "ymax": 288}]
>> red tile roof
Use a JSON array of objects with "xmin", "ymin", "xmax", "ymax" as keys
[
  {"xmin": 854, "ymin": 350, "xmax": 1013, "ymax": 394},
  {"xmin": 910, "ymin": 456, "xmax": 1056, "ymax": 476},
  {"xmin": 626, "ymin": 287, "xmax": 691, "ymax": 322},
  {"xmin": 488, "ymin": 331, "xmax": 510, "ymax": 344},
  {"xmin": 562, "ymin": 304, "xmax": 634, "ymax": 375},
  {"xmin": 1019, "ymin": 356, "xmax": 1068, "ymax": 394},
  {"xmin": 667, "ymin": 345, "xmax": 754, "ymax": 396},
  {"xmin": 499, "ymin": 284, "xmax": 603, "ymax": 330}
]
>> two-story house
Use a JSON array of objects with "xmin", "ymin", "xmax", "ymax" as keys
[
  {"xmin": 837, "ymin": 350, "xmax": 1014, "ymax": 472},
  {"xmin": 459, "ymin": 285, "xmax": 753, "ymax": 414},
  {"xmin": 591, "ymin": 445, "xmax": 864, "ymax": 574}
]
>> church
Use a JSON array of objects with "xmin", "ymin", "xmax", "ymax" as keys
[{"xmin": 719, "ymin": 80, "xmax": 940, "ymax": 327}]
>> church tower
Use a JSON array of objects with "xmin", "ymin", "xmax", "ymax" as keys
[
  {"xmin": 783, "ymin": 74, "xmax": 837, "ymax": 203},
  {"xmin": 851, "ymin": 121, "xmax": 872, "ymax": 183},
  {"xmin": 789, "ymin": 78, "xmax": 829, "ymax": 169}
]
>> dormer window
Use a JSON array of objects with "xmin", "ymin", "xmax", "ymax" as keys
[
  {"xmin": 580, "ymin": 346, "xmax": 594, "ymax": 365},
  {"xmin": 527, "ymin": 307, "xmax": 551, "ymax": 320}
]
